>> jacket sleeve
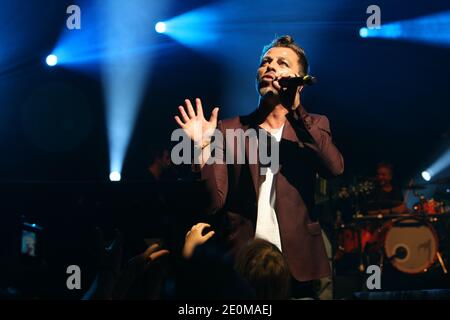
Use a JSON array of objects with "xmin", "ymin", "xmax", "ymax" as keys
[
  {"xmin": 200, "ymin": 121, "xmax": 229, "ymax": 214},
  {"xmin": 286, "ymin": 109, "xmax": 344, "ymax": 178}
]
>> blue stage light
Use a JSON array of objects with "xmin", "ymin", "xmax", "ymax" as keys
[
  {"xmin": 51, "ymin": 1, "xmax": 166, "ymax": 177},
  {"xmin": 359, "ymin": 10, "xmax": 450, "ymax": 48},
  {"xmin": 425, "ymin": 148, "xmax": 450, "ymax": 181},
  {"xmin": 46, "ymin": 54, "xmax": 58, "ymax": 66},
  {"xmin": 422, "ymin": 171, "xmax": 431, "ymax": 182},
  {"xmin": 155, "ymin": 22, "xmax": 166, "ymax": 33},
  {"xmin": 359, "ymin": 27, "xmax": 368, "ymax": 38},
  {"xmin": 109, "ymin": 171, "xmax": 121, "ymax": 182}
]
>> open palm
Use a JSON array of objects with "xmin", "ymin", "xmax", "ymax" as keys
[{"xmin": 175, "ymin": 98, "xmax": 219, "ymax": 146}]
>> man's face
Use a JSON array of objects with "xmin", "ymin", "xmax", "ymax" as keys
[
  {"xmin": 151, "ymin": 150, "xmax": 171, "ymax": 172},
  {"xmin": 257, "ymin": 47, "xmax": 302, "ymax": 97},
  {"xmin": 376, "ymin": 167, "xmax": 392, "ymax": 187},
  {"xmin": 159, "ymin": 150, "xmax": 171, "ymax": 170}
]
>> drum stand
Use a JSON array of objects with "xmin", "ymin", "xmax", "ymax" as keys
[
  {"xmin": 419, "ymin": 212, "xmax": 449, "ymax": 274},
  {"xmin": 436, "ymin": 251, "xmax": 448, "ymax": 274}
]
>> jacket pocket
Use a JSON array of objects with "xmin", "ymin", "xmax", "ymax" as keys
[{"xmin": 306, "ymin": 221, "xmax": 322, "ymax": 236}]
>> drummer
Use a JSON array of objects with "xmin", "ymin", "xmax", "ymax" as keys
[{"xmin": 365, "ymin": 162, "xmax": 408, "ymax": 215}]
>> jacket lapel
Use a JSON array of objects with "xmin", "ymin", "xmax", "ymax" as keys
[
  {"xmin": 243, "ymin": 123, "xmax": 260, "ymax": 199},
  {"xmin": 281, "ymin": 117, "xmax": 300, "ymax": 144}
]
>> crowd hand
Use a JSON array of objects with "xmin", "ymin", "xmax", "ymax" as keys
[
  {"xmin": 182, "ymin": 223, "xmax": 215, "ymax": 259},
  {"xmin": 82, "ymin": 228, "xmax": 123, "ymax": 300},
  {"xmin": 174, "ymin": 98, "xmax": 219, "ymax": 148},
  {"xmin": 112, "ymin": 243, "xmax": 170, "ymax": 299}
]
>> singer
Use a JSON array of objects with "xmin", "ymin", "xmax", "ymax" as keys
[{"xmin": 174, "ymin": 35, "xmax": 344, "ymax": 298}]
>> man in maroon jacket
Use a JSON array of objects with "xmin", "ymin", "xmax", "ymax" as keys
[{"xmin": 174, "ymin": 35, "xmax": 344, "ymax": 297}]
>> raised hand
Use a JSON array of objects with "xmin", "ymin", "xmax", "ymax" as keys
[
  {"xmin": 83, "ymin": 228, "xmax": 123, "ymax": 300},
  {"xmin": 182, "ymin": 223, "xmax": 215, "ymax": 259},
  {"xmin": 112, "ymin": 243, "xmax": 170, "ymax": 299},
  {"xmin": 94, "ymin": 228, "xmax": 123, "ymax": 279},
  {"xmin": 174, "ymin": 98, "xmax": 219, "ymax": 148}
]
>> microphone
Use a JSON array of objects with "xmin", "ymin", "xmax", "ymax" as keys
[{"xmin": 278, "ymin": 75, "xmax": 317, "ymax": 87}]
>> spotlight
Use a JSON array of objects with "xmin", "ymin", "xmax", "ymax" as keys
[
  {"xmin": 359, "ymin": 27, "xmax": 369, "ymax": 38},
  {"xmin": 155, "ymin": 22, "xmax": 166, "ymax": 33},
  {"xmin": 422, "ymin": 171, "xmax": 431, "ymax": 182},
  {"xmin": 357, "ymin": 10, "xmax": 450, "ymax": 47},
  {"xmin": 109, "ymin": 171, "xmax": 121, "ymax": 182},
  {"xmin": 46, "ymin": 54, "xmax": 58, "ymax": 66}
]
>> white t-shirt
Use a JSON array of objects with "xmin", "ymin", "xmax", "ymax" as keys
[{"xmin": 255, "ymin": 125, "xmax": 284, "ymax": 251}]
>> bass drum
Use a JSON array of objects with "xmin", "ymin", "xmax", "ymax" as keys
[{"xmin": 382, "ymin": 217, "xmax": 438, "ymax": 274}]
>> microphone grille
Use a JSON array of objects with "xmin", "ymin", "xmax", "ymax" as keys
[{"xmin": 303, "ymin": 75, "xmax": 317, "ymax": 85}]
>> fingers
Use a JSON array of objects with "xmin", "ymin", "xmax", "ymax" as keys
[
  {"xmin": 143, "ymin": 243, "xmax": 161, "ymax": 257},
  {"xmin": 178, "ymin": 106, "xmax": 190, "ymax": 122},
  {"xmin": 274, "ymin": 73, "xmax": 298, "ymax": 92},
  {"xmin": 197, "ymin": 223, "xmax": 211, "ymax": 231},
  {"xmin": 191, "ymin": 223, "xmax": 210, "ymax": 233},
  {"xmin": 149, "ymin": 249, "xmax": 170, "ymax": 261},
  {"xmin": 141, "ymin": 243, "xmax": 170, "ymax": 263},
  {"xmin": 272, "ymin": 78, "xmax": 282, "ymax": 91},
  {"xmin": 209, "ymin": 107, "xmax": 219, "ymax": 125},
  {"xmin": 189, "ymin": 223, "xmax": 215, "ymax": 241},
  {"xmin": 203, "ymin": 230, "xmax": 215, "ymax": 241},
  {"xmin": 176, "ymin": 99, "xmax": 218, "ymax": 126},
  {"xmin": 195, "ymin": 98, "xmax": 204, "ymax": 119},
  {"xmin": 194, "ymin": 222, "xmax": 211, "ymax": 229},
  {"xmin": 174, "ymin": 115, "xmax": 185, "ymax": 128},
  {"xmin": 185, "ymin": 99, "xmax": 196, "ymax": 118},
  {"xmin": 187, "ymin": 223, "xmax": 206, "ymax": 237}
]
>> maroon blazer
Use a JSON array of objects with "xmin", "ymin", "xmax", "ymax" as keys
[{"xmin": 201, "ymin": 107, "xmax": 344, "ymax": 281}]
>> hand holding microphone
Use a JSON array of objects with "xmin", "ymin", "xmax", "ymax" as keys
[
  {"xmin": 271, "ymin": 72, "xmax": 316, "ymax": 111},
  {"xmin": 273, "ymin": 74, "xmax": 316, "ymax": 92},
  {"xmin": 278, "ymin": 75, "xmax": 316, "ymax": 87}
]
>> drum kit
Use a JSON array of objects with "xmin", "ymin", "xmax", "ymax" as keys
[{"xmin": 334, "ymin": 181, "xmax": 450, "ymax": 276}]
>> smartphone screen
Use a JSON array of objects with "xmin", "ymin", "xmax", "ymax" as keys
[
  {"xmin": 20, "ymin": 222, "xmax": 43, "ymax": 259},
  {"xmin": 21, "ymin": 230, "xmax": 37, "ymax": 257}
]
